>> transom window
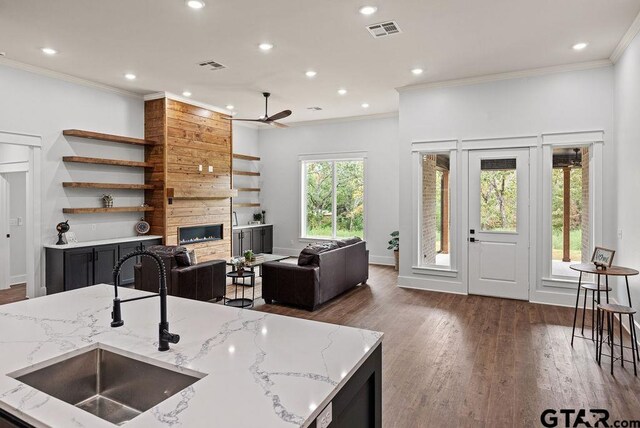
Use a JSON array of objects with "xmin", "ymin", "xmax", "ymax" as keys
[{"xmin": 301, "ymin": 157, "xmax": 365, "ymax": 239}]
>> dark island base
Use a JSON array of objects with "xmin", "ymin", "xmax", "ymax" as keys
[{"xmin": 309, "ymin": 344, "xmax": 382, "ymax": 428}]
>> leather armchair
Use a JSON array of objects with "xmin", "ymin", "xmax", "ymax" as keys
[{"xmin": 134, "ymin": 245, "xmax": 226, "ymax": 302}]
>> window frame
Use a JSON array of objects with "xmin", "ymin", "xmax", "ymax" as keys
[
  {"xmin": 299, "ymin": 151, "xmax": 368, "ymax": 241},
  {"xmin": 411, "ymin": 142, "xmax": 458, "ymax": 274},
  {"xmin": 540, "ymin": 132, "xmax": 604, "ymax": 287}
]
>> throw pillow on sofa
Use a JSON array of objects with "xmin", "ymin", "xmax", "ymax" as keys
[
  {"xmin": 335, "ymin": 237, "xmax": 362, "ymax": 247},
  {"xmin": 174, "ymin": 247, "xmax": 192, "ymax": 266},
  {"xmin": 298, "ymin": 243, "xmax": 339, "ymax": 266}
]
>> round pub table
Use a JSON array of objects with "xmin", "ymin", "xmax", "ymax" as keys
[{"xmin": 570, "ymin": 263, "xmax": 639, "ymax": 357}]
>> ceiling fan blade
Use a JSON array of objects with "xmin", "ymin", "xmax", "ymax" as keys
[
  {"xmin": 270, "ymin": 121, "xmax": 289, "ymax": 129},
  {"xmin": 266, "ymin": 110, "xmax": 292, "ymax": 122}
]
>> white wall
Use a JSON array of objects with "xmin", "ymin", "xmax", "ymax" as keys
[
  {"xmin": 6, "ymin": 172, "xmax": 26, "ymax": 284},
  {"xmin": 232, "ymin": 123, "xmax": 261, "ymax": 226},
  {"xmin": 257, "ymin": 116, "xmax": 399, "ymax": 264},
  {"xmin": 398, "ymin": 66, "xmax": 616, "ymax": 304},
  {"xmin": 0, "ymin": 64, "xmax": 145, "ymax": 246},
  {"xmin": 615, "ymin": 32, "xmax": 640, "ymax": 309},
  {"xmin": 0, "ymin": 144, "xmax": 29, "ymax": 164}
]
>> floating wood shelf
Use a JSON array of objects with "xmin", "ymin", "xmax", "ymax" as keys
[
  {"xmin": 63, "ymin": 206, "xmax": 155, "ymax": 214},
  {"xmin": 63, "ymin": 182, "xmax": 155, "ymax": 190},
  {"xmin": 63, "ymin": 156, "xmax": 153, "ymax": 169},
  {"xmin": 233, "ymin": 203, "xmax": 260, "ymax": 208},
  {"xmin": 167, "ymin": 187, "xmax": 237, "ymax": 200},
  {"xmin": 63, "ymin": 129, "xmax": 155, "ymax": 146},
  {"xmin": 235, "ymin": 188, "xmax": 260, "ymax": 192},
  {"xmin": 232, "ymin": 170, "xmax": 260, "ymax": 176},
  {"xmin": 233, "ymin": 153, "xmax": 261, "ymax": 161}
]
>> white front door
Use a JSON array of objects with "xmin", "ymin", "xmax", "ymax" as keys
[
  {"xmin": 0, "ymin": 174, "xmax": 10, "ymax": 290},
  {"xmin": 468, "ymin": 149, "xmax": 530, "ymax": 300}
]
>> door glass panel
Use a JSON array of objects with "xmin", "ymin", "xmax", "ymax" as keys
[
  {"xmin": 304, "ymin": 161, "xmax": 334, "ymax": 238},
  {"xmin": 480, "ymin": 158, "xmax": 517, "ymax": 232}
]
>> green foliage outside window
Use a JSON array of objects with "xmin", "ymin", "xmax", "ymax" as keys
[{"xmin": 305, "ymin": 160, "xmax": 364, "ymax": 238}]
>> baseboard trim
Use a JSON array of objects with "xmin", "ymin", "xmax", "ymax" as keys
[
  {"xmin": 397, "ymin": 275, "xmax": 466, "ymax": 294},
  {"xmin": 10, "ymin": 275, "xmax": 26, "ymax": 286}
]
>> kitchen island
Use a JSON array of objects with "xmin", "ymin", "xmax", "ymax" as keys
[{"xmin": 0, "ymin": 285, "xmax": 382, "ymax": 427}]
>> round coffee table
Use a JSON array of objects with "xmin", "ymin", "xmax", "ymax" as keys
[{"xmin": 225, "ymin": 271, "xmax": 256, "ymax": 308}]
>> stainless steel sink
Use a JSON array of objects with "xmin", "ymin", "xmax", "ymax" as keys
[{"xmin": 11, "ymin": 346, "xmax": 205, "ymax": 425}]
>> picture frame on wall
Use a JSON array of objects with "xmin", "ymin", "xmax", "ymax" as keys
[
  {"xmin": 591, "ymin": 246, "xmax": 615, "ymax": 269},
  {"xmin": 232, "ymin": 211, "xmax": 238, "ymax": 227}
]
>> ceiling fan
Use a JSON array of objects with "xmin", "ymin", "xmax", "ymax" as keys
[{"xmin": 229, "ymin": 92, "xmax": 291, "ymax": 128}]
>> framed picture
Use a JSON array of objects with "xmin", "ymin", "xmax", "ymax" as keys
[
  {"xmin": 65, "ymin": 231, "xmax": 78, "ymax": 244},
  {"xmin": 591, "ymin": 246, "xmax": 615, "ymax": 269},
  {"xmin": 232, "ymin": 211, "xmax": 238, "ymax": 227}
]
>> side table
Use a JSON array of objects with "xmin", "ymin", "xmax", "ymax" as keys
[{"xmin": 225, "ymin": 271, "xmax": 256, "ymax": 308}]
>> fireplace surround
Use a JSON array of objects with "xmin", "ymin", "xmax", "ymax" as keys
[{"xmin": 178, "ymin": 224, "xmax": 223, "ymax": 245}]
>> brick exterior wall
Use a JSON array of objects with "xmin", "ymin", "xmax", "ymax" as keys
[
  {"xmin": 422, "ymin": 155, "xmax": 437, "ymax": 264},
  {"xmin": 581, "ymin": 147, "xmax": 590, "ymax": 263}
]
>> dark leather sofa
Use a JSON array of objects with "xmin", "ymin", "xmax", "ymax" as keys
[
  {"xmin": 262, "ymin": 240, "xmax": 369, "ymax": 310},
  {"xmin": 134, "ymin": 245, "xmax": 226, "ymax": 302}
]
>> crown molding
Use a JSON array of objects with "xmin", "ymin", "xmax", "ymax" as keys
[
  {"xmin": 396, "ymin": 59, "xmax": 612, "ymax": 93},
  {"xmin": 272, "ymin": 111, "xmax": 398, "ymax": 129},
  {"xmin": 144, "ymin": 91, "xmax": 230, "ymax": 115},
  {"xmin": 0, "ymin": 57, "xmax": 141, "ymax": 98},
  {"xmin": 610, "ymin": 10, "xmax": 640, "ymax": 63}
]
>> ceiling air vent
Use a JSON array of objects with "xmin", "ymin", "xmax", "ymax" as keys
[
  {"xmin": 307, "ymin": 107, "xmax": 323, "ymax": 111},
  {"xmin": 367, "ymin": 21, "xmax": 401, "ymax": 38},
  {"xmin": 198, "ymin": 59, "xmax": 226, "ymax": 71}
]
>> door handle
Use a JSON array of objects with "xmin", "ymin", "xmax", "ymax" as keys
[{"xmin": 469, "ymin": 237, "xmax": 481, "ymax": 243}]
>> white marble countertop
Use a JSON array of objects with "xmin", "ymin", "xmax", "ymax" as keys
[
  {"xmin": 0, "ymin": 285, "xmax": 382, "ymax": 428},
  {"xmin": 43, "ymin": 235, "xmax": 163, "ymax": 250},
  {"xmin": 233, "ymin": 223, "xmax": 273, "ymax": 230}
]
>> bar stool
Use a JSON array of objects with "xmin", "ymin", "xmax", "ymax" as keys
[
  {"xmin": 571, "ymin": 282, "xmax": 612, "ymax": 344},
  {"xmin": 597, "ymin": 303, "xmax": 638, "ymax": 376}
]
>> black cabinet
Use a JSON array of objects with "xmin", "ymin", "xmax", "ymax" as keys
[
  {"xmin": 94, "ymin": 245, "xmax": 118, "ymax": 285},
  {"xmin": 63, "ymin": 248, "xmax": 94, "ymax": 291},
  {"xmin": 46, "ymin": 237, "xmax": 162, "ymax": 294},
  {"xmin": 233, "ymin": 225, "xmax": 273, "ymax": 256},
  {"xmin": 118, "ymin": 241, "xmax": 141, "ymax": 286}
]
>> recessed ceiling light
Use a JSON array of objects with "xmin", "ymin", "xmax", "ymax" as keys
[
  {"xmin": 411, "ymin": 68, "xmax": 424, "ymax": 75},
  {"xmin": 41, "ymin": 47, "xmax": 57, "ymax": 55},
  {"xmin": 338, "ymin": 88, "xmax": 347, "ymax": 95},
  {"xmin": 359, "ymin": 5, "xmax": 378, "ymax": 15},
  {"xmin": 182, "ymin": 91, "xmax": 192, "ymax": 97},
  {"xmin": 361, "ymin": 103, "xmax": 369, "ymax": 109},
  {"xmin": 186, "ymin": 0, "xmax": 205, "ymax": 9},
  {"xmin": 226, "ymin": 104, "xmax": 234, "ymax": 110},
  {"xmin": 305, "ymin": 70, "xmax": 317, "ymax": 78},
  {"xmin": 124, "ymin": 73, "xmax": 136, "ymax": 80},
  {"xmin": 572, "ymin": 42, "xmax": 588, "ymax": 51},
  {"xmin": 258, "ymin": 43, "xmax": 274, "ymax": 51}
]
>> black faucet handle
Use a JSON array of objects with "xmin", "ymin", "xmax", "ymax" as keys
[
  {"xmin": 164, "ymin": 331, "xmax": 180, "ymax": 344},
  {"xmin": 111, "ymin": 298, "xmax": 124, "ymax": 327}
]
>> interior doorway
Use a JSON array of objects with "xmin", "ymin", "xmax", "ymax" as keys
[{"xmin": 468, "ymin": 148, "xmax": 530, "ymax": 300}]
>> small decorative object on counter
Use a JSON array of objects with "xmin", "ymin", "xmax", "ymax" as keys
[
  {"xmin": 135, "ymin": 218, "xmax": 150, "ymax": 235},
  {"xmin": 261, "ymin": 210, "xmax": 266, "ymax": 224},
  {"xmin": 253, "ymin": 212, "xmax": 263, "ymax": 223},
  {"xmin": 388, "ymin": 230, "xmax": 399, "ymax": 271},
  {"xmin": 101, "ymin": 194, "xmax": 114, "ymax": 208},
  {"xmin": 55, "ymin": 220, "xmax": 70, "ymax": 245},
  {"xmin": 232, "ymin": 211, "xmax": 238, "ymax": 227},
  {"xmin": 243, "ymin": 250, "xmax": 255, "ymax": 262},
  {"xmin": 592, "ymin": 246, "xmax": 615, "ymax": 270}
]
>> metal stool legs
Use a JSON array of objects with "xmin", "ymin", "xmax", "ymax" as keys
[{"xmin": 597, "ymin": 307, "xmax": 638, "ymax": 377}]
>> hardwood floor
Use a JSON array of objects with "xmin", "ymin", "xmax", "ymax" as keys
[
  {"xmin": 0, "ymin": 283, "xmax": 26, "ymax": 305},
  {"xmin": 254, "ymin": 265, "xmax": 640, "ymax": 428},
  {"xmin": 3, "ymin": 268, "xmax": 640, "ymax": 427}
]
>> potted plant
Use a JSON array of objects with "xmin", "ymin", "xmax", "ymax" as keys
[
  {"xmin": 388, "ymin": 231, "xmax": 399, "ymax": 271},
  {"xmin": 243, "ymin": 249, "xmax": 255, "ymax": 262},
  {"xmin": 102, "ymin": 194, "xmax": 114, "ymax": 208},
  {"xmin": 232, "ymin": 257, "xmax": 246, "ymax": 276}
]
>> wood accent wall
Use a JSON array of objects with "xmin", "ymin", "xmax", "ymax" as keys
[{"xmin": 144, "ymin": 98, "xmax": 233, "ymax": 262}]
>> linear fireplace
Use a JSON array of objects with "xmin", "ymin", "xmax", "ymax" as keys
[{"xmin": 178, "ymin": 224, "xmax": 223, "ymax": 245}]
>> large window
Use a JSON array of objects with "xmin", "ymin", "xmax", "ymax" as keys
[
  {"xmin": 302, "ymin": 157, "xmax": 365, "ymax": 239},
  {"xmin": 550, "ymin": 146, "xmax": 591, "ymax": 278},
  {"xmin": 420, "ymin": 153, "xmax": 451, "ymax": 267}
]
